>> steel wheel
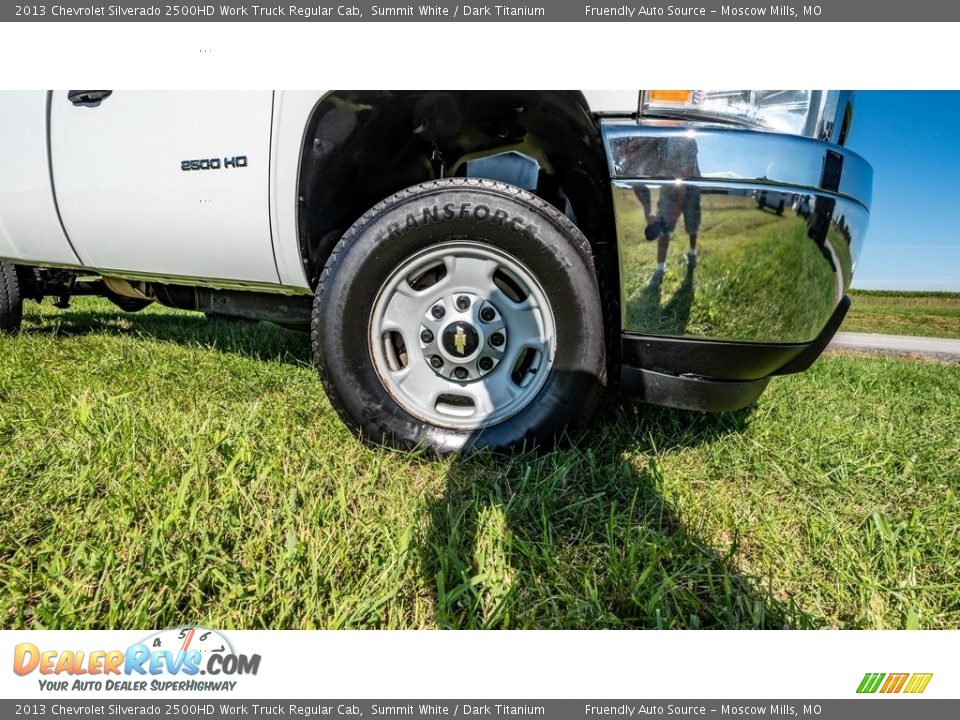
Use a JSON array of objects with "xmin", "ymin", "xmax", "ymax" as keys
[{"xmin": 369, "ymin": 241, "xmax": 555, "ymax": 429}]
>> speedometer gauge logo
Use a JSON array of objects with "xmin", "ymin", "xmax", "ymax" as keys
[{"xmin": 142, "ymin": 627, "xmax": 235, "ymax": 659}]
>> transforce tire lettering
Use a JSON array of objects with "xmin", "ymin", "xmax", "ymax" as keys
[{"xmin": 381, "ymin": 203, "xmax": 539, "ymax": 240}]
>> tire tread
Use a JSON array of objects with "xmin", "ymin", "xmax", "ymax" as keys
[{"xmin": 0, "ymin": 262, "xmax": 23, "ymax": 334}]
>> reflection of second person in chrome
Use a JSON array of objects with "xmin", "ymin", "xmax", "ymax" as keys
[{"xmin": 630, "ymin": 135, "xmax": 701, "ymax": 276}]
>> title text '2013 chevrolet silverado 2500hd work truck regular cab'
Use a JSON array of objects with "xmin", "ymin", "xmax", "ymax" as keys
[{"xmin": 0, "ymin": 90, "xmax": 871, "ymax": 452}]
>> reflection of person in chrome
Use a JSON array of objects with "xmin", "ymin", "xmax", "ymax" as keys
[
  {"xmin": 642, "ymin": 183, "xmax": 701, "ymax": 274},
  {"xmin": 628, "ymin": 135, "xmax": 701, "ymax": 275}
]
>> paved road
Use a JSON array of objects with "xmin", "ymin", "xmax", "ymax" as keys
[{"xmin": 828, "ymin": 332, "xmax": 960, "ymax": 361}]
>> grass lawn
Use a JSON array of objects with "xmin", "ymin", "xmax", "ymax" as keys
[
  {"xmin": 844, "ymin": 290, "xmax": 960, "ymax": 339},
  {"xmin": 1, "ymin": 297, "xmax": 958, "ymax": 630}
]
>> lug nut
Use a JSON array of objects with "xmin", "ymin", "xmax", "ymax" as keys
[
  {"xmin": 430, "ymin": 355, "xmax": 443, "ymax": 368},
  {"xmin": 455, "ymin": 296, "xmax": 471, "ymax": 311},
  {"xmin": 479, "ymin": 306, "xmax": 496, "ymax": 322},
  {"xmin": 420, "ymin": 329, "xmax": 434, "ymax": 344},
  {"xmin": 478, "ymin": 357, "xmax": 494, "ymax": 371},
  {"xmin": 431, "ymin": 305, "xmax": 445, "ymax": 319},
  {"xmin": 489, "ymin": 332, "xmax": 505, "ymax": 348},
  {"xmin": 453, "ymin": 367, "xmax": 468, "ymax": 380}
]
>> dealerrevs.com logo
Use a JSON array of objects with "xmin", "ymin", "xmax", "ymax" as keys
[{"xmin": 13, "ymin": 627, "xmax": 261, "ymax": 693}]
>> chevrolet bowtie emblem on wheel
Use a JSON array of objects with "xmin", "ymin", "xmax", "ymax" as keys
[{"xmin": 441, "ymin": 320, "xmax": 480, "ymax": 359}]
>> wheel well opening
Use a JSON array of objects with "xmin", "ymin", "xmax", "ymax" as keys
[{"xmin": 296, "ymin": 91, "xmax": 617, "ymax": 286}]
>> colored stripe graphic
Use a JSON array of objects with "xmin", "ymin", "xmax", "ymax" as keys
[
  {"xmin": 904, "ymin": 673, "xmax": 934, "ymax": 694},
  {"xmin": 857, "ymin": 672, "xmax": 932, "ymax": 694},
  {"xmin": 857, "ymin": 673, "xmax": 885, "ymax": 693},
  {"xmin": 880, "ymin": 673, "xmax": 908, "ymax": 693}
]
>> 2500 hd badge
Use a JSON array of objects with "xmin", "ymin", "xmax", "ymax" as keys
[{"xmin": 181, "ymin": 155, "xmax": 248, "ymax": 171}]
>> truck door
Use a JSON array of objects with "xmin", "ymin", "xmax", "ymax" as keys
[
  {"xmin": 0, "ymin": 92, "xmax": 82, "ymax": 267},
  {"xmin": 49, "ymin": 91, "xmax": 280, "ymax": 285}
]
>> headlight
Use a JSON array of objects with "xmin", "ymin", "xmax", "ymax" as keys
[{"xmin": 641, "ymin": 90, "xmax": 842, "ymax": 139}]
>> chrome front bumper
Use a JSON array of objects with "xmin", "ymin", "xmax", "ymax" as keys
[{"xmin": 603, "ymin": 120, "xmax": 872, "ymax": 345}]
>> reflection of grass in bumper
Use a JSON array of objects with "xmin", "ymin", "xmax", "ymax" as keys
[{"xmin": 619, "ymin": 192, "xmax": 838, "ymax": 343}]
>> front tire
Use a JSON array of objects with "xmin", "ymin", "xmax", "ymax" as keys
[
  {"xmin": 312, "ymin": 179, "xmax": 606, "ymax": 453},
  {"xmin": 0, "ymin": 262, "xmax": 23, "ymax": 334}
]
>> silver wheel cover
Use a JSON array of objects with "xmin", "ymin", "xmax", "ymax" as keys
[{"xmin": 369, "ymin": 241, "xmax": 556, "ymax": 430}]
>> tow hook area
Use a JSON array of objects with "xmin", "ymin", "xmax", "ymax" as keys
[{"xmin": 620, "ymin": 367, "xmax": 770, "ymax": 413}]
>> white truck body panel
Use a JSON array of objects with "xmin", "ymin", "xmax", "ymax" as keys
[
  {"xmin": 0, "ymin": 92, "xmax": 81, "ymax": 267},
  {"xmin": 581, "ymin": 91, "xmax": 640, "ymax": 114},
  {"xmin": 49, "ymin": 91, "xmax": 280, "ymax": 285}
]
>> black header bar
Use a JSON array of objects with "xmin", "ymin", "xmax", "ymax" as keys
[{"xmin": 3, "ymin": 1, "xmax": 950, "ymax": 23}]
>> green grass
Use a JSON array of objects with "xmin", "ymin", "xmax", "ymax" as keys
[
  {"xmin": 844, "ymin": 290, "xmax": 960, "ymax": 339},
  {"xmin": 1, "ymin": 298, "xmax": 959, "ymax": 629}
]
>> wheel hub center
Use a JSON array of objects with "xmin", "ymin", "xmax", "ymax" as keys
[
  {"xmin": 441, "ymin": 320, "xmax": 481, "ymax": 361},
  {"xmin": 420, "ymin": 292, "xmax": 506, "ymax": 381}
]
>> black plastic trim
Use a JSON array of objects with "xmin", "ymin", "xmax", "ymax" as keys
[
  {"xmin": 621, "ymin": 335, "xmax": 806, "ymax": 381},
  {"xmin": 620, "ymin": 367, "xmax": 770, "ymax": 412}
]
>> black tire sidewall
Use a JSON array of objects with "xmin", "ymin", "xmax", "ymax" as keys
[
  {"xmin": 313, "ymin": 180, "xmax": 606, "ymax": 452},
  {"xmin": 0, "ymin": 262, "xmax": 23, "ymax": 334}
]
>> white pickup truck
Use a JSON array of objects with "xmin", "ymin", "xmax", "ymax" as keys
[{"xmin": 0, "ymin": 90, "xmax": 871, "ymax": 451}]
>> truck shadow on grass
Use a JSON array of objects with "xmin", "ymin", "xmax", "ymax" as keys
[
  {"xmin": 23, "ymin": 306, "xmax": 314, "ymax": 366},
  {"xmin": 420, "ymin": 399, "xmax": 811, "ymax": 629}
]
